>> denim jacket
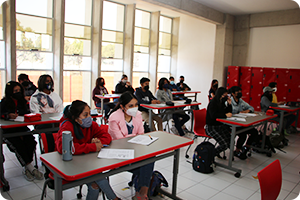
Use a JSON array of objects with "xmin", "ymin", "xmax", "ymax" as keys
[{"xmin": 230, "ymin": 96, "xmax": 254, "ymax": 114}]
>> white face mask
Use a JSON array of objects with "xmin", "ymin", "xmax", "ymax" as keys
[
  {"xmin": 122, "ymin": 79, "xmax": 127, "ymax": 84},
  {"xmin": 126, "ymin": 107, "xmax": 138, "ymax": 117},
  {"xmin": 273, "ymin": 87, "xmax": 277, "ymax": 92}
]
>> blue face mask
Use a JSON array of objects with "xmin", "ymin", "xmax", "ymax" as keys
[
  {"xmin": 78, "ymin": 116, "xmax": 93, "ymax": 128},
  {"xmin": 170, "ymin": 81, "xmax": 175, "ymax": 85},
  {"xmin": 163, "ymin": 84, "xmax": 169, "ymax": 89}
]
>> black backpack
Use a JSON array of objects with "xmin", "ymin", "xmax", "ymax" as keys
[{"xmin": 192, "ymin": 141, "xmax": 215, "ymax": 174}]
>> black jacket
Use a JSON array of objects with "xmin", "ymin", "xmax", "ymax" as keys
[
  {"xmin": 176, "ymin": 82, "xmax": 191, "ymax": 91},
  {"xmin": 206, "ymin": 97, "xmax": 232, "ymax": 126},
  {"xmin": 135, "ymin": 87, "xmax": 157, "ymax": 112},
  {"xmin": 115, "ymin": 82, "xmax": 134, "ymax": 94}
]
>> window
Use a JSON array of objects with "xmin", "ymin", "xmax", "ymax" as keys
[
  {"xmin": 63, "ymin": 0, "xmax": 92, "ymax": 105},
  {"xmin": 132, "ymin": 9, "xmax": 150, "ymax": 89},
  {"xmin": 16, "ymin": 0, "xmax": 53, "ymax": 82},
  {"xmin": 0, "ymin": 5, "xmax": 5, "ymax": 99},
  {"xmin": 157, "ymin": 16, "xmax": 172, "ymax": 78},
  {"xmin": 101, "ymin": 1, "xmax": 125, "ymax": 92}
]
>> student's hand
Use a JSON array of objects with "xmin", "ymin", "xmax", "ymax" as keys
[
  {"xmin": 278, "ymin": 101, "xmax": 285, "ymax": 105},
  {"xmin": 95, "ymin": 142, "xmax": 103, "ymax": 151},
  {"xmin": 227, "ymin": 98, "xmax": 232, "ymax": 105},
  {"xmin": 156, "ymin": 100, "xmax": 161, "ymax": 104},
  {"xmin": 240, "ymin": 110, "xmax": 250, "ymax": 113},
  {"xmin": 8, "ymin": 113, "xmax": 18, "ymax": 119},
  {"xmin": 226, "ymin": 113, "xmax": 232, "ymax": 118},
  {"xmin": 172, "ymin": 88, "xmax": 177, "ymax": 91},
  {"xmin": 126, "ymin": 82, "xmax": 131, "ymax": 86},
  {"xmin": 25, "ymin": 96, "xmax": 31, "ymax": 101},
  {"xmin": 91, "ymin": 138, "xmax": 101, "ymax": 143}
]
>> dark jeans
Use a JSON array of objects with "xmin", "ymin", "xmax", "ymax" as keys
[
  {"xmin": 96, "ymin": 102, "xmax": 115, "ymax": 117},
  {"xmin": 236, "ymin": 128, "xmax": 259, "ymax": 149},
  {"xmin": 172, "ymin": 112, "xmax": 190, "ymax": 136},
  {"xmin": 275, "ymin": 112, "xmax": 297, "ymax": 130},
  {"xmin": 129, "ymin": 162, "xmax": 154, "ymax": 192}
]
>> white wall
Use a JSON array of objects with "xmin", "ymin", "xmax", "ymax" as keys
[
  {"xmin": 248, "ymin": 24, "xmax": 300, "ymax": 69},
  {"xmin": 177, "ymin": 15, "xmax": 216, "ymax": 109}
]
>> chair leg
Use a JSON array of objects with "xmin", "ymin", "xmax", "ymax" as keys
[
  {"xmin": 34, "ymin": 150, "xmax": 38, "ymax": 169},
  {"xmin": 77, "ymin": 185, "xmax": 83, "ymax": 199},
  {"xmin": 40, "ymin": 178, "xmax": 52, "ymax": 200}
]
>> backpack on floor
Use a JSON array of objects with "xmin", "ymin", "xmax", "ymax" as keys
[
  {"xmin": 133, "ymin": 170, "xmax": 168, "ymax": 196},
  {"xmin": 192, "ymin": 141, "xmax": 215, "ymax": 174}
]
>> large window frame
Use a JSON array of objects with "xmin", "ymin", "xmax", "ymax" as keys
[{"xmin": 0, "ymin": 4, "xmax": 6, "ymax": 99}]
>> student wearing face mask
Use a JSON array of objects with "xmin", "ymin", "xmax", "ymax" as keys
[
  {"xmin": 135, "ymin": 77, "xmax": 163, "ymax": 131},
  {"xmin": 205, "ymin": 87, "xmax": 232, "ymax": 158},
  {"xmin": 261, "ymin": 86, "xmax": 296, "ymax": 135},
  {"xmin": 0, "ymin": 81, "xmax": 44, "ymax": 181},
  {"xmin": 115, "ymin": 74, "xmax": 134, "ymax": 94},
  {"xmin": 92, "ymin": 77, "xmax": 115, "ymax": 118},
  {"xmin": 108, "ymin": 92, "xmax": 154, "ymax": 200},
  {"xmin": 55, "ymin": 100, "xmax": 120, "ymax": 200},
  {"xmin": 209, "ymin": 79, "xmax": 218, "ymax": 99},
  {"xmin": 176, "ymin": 75, "xmax": 191, "ymax": 91},
  {"xmin": 168, "ymin": 76, "xmax": 180, "ymax": 91},
  {"xmin": 30, "ymin": 74, "xmax": 63, "ymax": 114},
  {"xmin": 268, "ymin": 82, "xmax": 285, "ymax": 105},
  {"xmin": 230, "ymin": 86, "xmax": 258, "ymax": 160},
  {"xmin": 156, "ymin": 78, "xmax": 190, "ymax": 136},
  {"xmin": 18, "ymin": 73, "xmax": 37, "ymax": 101}
]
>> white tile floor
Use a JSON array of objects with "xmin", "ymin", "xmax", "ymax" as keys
[{"xmin": 1, "ymin": 131, "xmax": 300, "ymax": 200}]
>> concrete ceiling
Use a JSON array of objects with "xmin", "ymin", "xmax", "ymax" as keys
[{"xmin": 192, "ymin": 0, "xmax": 299, "ymax": 15}]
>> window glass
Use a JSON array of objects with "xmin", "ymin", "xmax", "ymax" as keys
[
  {"xmin": 65, "ymin": 24, "xmax": 91, "ymax": 40},
  {"xmin": 157, "ymin": 72, "xmax": 170, "ymax": 83},
  {"xmin": 134, "ymin": 46, "xmax": 149, "ymax": 54},
  {"xmin": 0, "ymin": 41, "xmax": 5, "ymax": 69},
  {"xmin": 159, "ymin": 16, "xmax": 172, "ymax": 33},
  {"xmin": 102, "ymin": 30, "xmax": 123, "ymax": 43},
  {"xmin": 0, "ymin": 70, "xmax": 5, "ymax": 99},
  {"xmin": 101, "ymin": 59, "xmax": 123, "ymax": 71},
  {"xmin": 64, "ymin": 56, "xmax": 91, "ymax": 70},
  {"xmin": 135, "ymin": 10, "xmax": 150, "ymax": 28},
  {"xmin": 17, "ymin": 51, "xmax": 53, "ymax": 70},
  {"xmin": 132, "ymin": 72, "xmax": 149, "ymax": 89},
  {"xmin": 157, "ymin": 55, "xmax": 171, "ymax": 73},
  {"xmin": 16, "ymin": 0, "xmax": 53, "ymax": 18},
  {"xmin": 134, "ymin": 27, "xmax": 149, "ymax": 47},
  {"xmin": 64, "ymin": 38, "xmax": 91, "ymax": 56},
  {"xmin": 133, "ymin": 53, "xmax": 149, "ymax": 72},
  {"xmin": 0, "ymin": 7, "xmax": 3, "ymax": 40},
  {"xmin": 102, "ymin": 1, "xmax": 124, "ymax": 32},
  {"xmin": 159, "ymin": 49, "xmax": 171, "ymax": 56},
  {"xmin": 101, "ymin": 42, "xmax": 123, "ymax": 59},
  {"xmin": 101, "ymin": 71, "xmax": 123, "ymax": 94},
  {"xmin": 65, "ymin": 0, "xmax": 92, "ymax": 25},
  {"xmin": 159, "ymin": 32, "xmax": 171, "ymax": 50}
]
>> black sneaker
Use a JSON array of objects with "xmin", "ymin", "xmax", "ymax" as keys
[{"xmin": 234, "ymin": 151, "xmax": 247, "ymax": 160}]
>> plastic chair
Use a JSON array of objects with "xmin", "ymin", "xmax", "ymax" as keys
[
  {"xmin": 185, "ymin": 109, "xmax": 212, "ymax": 158},
  {"xmin": 257, "ymin": 159, "xmax": 282, "ymax": 200}
]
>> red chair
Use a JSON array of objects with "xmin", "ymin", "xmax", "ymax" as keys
[
  {"xmin": 257, "ymin": 159, "xmax": 282, "ymax": 200},
  {"xmin": 185, "ymin": 109, "xmax": 212, "ymax": 158}
]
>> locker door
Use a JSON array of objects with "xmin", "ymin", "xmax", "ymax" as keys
[
  {"xmin": 287, "ymin": 69, "xmax": 300, "ymax": 102},
  {"xmin": 263, "ymin": 68, "xmax": 276, "ymax": 87},
  {"xmin": 239, "ymin": 67, "xmax": 252, "ymax": 103},
  {"xmin": 226, "ymin": 66, "xmax": 240, "ymax": 89},
  {"xmin": 250, "ymin": 67, "xmax": 264, "ymax": 111},
  {"xmin": 275, "ymin": 68, "xmax": 290, "ymax": 102}
]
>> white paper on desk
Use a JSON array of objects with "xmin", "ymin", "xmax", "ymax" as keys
[
  {"xmin": 11, "ymin": 116, "xmax": 24, "ymax": 122},
  {"xmin": 128, "ymin": 135, "xmax": 159, "ymax": 146},
  {"xmin": 232, "ymin": 114, "xmax": 247, "ymax": 118},
  {"xmin": 97, "ymin": 149, "xmax": 134, "ymax": 159},
  {"xmin": 49, "ymin": 116, "xmax": 62, "ymax": 120},
  {"xmin": 238, "ymin": 113, "xmax": 258, "ymax": 117},
  {"xmin": 227, "ymin": 117, "xmax": 246, "ymax": 122},
  {"xmin": 278, "ymin": 105, "xmax": 289, "ymax": 108}
]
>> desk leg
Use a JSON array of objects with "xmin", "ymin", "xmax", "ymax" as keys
[
  {"xmin": 190, "ymin": 109, "xmax": 194, "ymax": 132},
  {"xmin": 149, "ymin": 110, "xmax": 153, "ymax": 131},
  {"xmin": 101, "ymin": 99, "xmax": 104, "ymax": 124},
  {"xmin": 295, "ymin": 110, "xmax": 299, "ymax": 128},
  {"xmin": 0, "ymin": 129, "xmax": 9, "ymax": 191},
  {"xmin": 194, "ymin": 93, "xmax": 197, "ymax": 101},
  {"xmin": 54, "ymin": 173, "xmax": 63, "ymax": 200},
  {"xmin": 172, "ymin": 149, "xmax": 179, "ymax": 197},
  {"xmin": 228, "ymin": 126, "xmax": 236, "ymax": 167},
  {"xmin": 279, "ymin": 110, "xmax": 284, "ymax": 133}
]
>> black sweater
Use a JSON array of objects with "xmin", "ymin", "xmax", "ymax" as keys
[
  {"xmin": 115, "ymin": 82, "xmax": 134, "ymax": 94},
  {"xmin": 206, "ymin": 97, "xmax": 232, "ymax": 126},
  {"xmin": 135, "ymin": 87, "xmax": 157, "ymax": 112}
]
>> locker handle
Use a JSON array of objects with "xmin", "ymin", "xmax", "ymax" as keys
[
  {"xmin": 290, "ymin": 76, "xmax": 292, "ymax": 79},
  {"xmin": 276, "ymin": 75, "xmax": 278, "ymax": 78},
  {"xmin": 289, "ymin": 89, "xmax": 291, "ymax": 93},
  {"xmin": 252, "ymin": 73, "xmax": 254, "ymax": 77}
]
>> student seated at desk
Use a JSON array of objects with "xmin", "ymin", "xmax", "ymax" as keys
[
  {"xmin": 230, "ymin": 86, "xmax": 258, "ymax": 160},
  {"xmin": 55, "ymin": 100, "xmax": 120, "ymax": 200},
  {"xmin": 176, "ymin": 75, "xmax": 191, "ymax": 91},
  {"xmin": 30, "ymin": 74, "xmax": 63, "ymax": 114},
  {"xmin": 156, "ymin": 78, "xmax": 190, "ymax": 136},
  {"xmin": 205, "ymin": 87, "xmax": 232, "ymax": 158},
  {"xmin": 0, "ymin": 81, "xmax": 43, "ymax": 181},
  {"xmin": 108, "ymin": 92, "xmax": 154, "ymax": 200},
  {"xmin": 135, "ymin": 77, "xmax": 163, "ymax": 131},
  {"xmin": 209, "ymin": 79, "xmax": 218, "ymax": 99},
  {"xmin": 18, "ymin": 73, "xmax": 37, "ymax": 101},
  {"xmin": 92, "ymin": 77, "xmax": 115, "ymax": 118},
  {"xmin": 261, "ymin": 86, "xmax": 296, "ymax": 135},
  {"xmin": 115, "ymin": 74, "xmax": 134, "ymax": 94}
]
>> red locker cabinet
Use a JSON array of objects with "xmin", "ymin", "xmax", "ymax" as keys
[
  {"xmin": 250, "ymin": 67, "xmax": 264, "ymax": 111},
  {"xmin": 287, "ymin": 69, "xmax": 300, "ymax": 102},
  {"xmin": 226, "ymin": 66, "xmax": 240, "ymax": 89},
  {"xmin": 239, "ymin": 67, "xmax": 252, "ymax": 103},
  {"xmin": 263, "ymin": 68, "xmax": 276, "ymax": 87},
  {"xmin": 275, "ymin": 68, "xmax": 290, "ymax": 102}
]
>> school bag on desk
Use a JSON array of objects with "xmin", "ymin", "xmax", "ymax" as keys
[{"xmin": 192, "ymin": 141, "xmax": 215, "ymax": 173}]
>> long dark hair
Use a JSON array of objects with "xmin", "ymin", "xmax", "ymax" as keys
[
  {"xmin": 158, "ymin": 77, "xmax": 168, "ymax": 90},
  {"xmin": 95, "ymin": 77, "xmax": 105, "ymax": 88},
  {"xmin": 261, "ymin": 91, "xmax": 272, "ymax": 102},
  {"xmin": 38, "ymin": 74, "xmax": 54, "ymax": 92},
  {"xmin": 111, "ymin": 92, "xmax": 137, "ymax": 114},
  {"xmin": 2, "ymin": 81, "xmax": 27, "ymax": 111},
  {"xmin": 213, "ymin": 87, "xmax": 228, "ymax": 103},
  {"xmin": 64, "ymin": 100, "xmax": 89, "ymax": 121},
  {"xmin": 210, "ymin": 79, "xmax": 218, "ymax": 91}
]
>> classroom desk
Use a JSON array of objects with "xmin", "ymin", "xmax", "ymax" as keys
[
  {"xmin": 216, "ymin": 113, "xmax": 277, "ymax": 178},
  {"xmin": 140, "ymin": 101, "xmax": 201, "ymax": 131},
  {"xmin": 269, "ymin": 106, "xmax": 300, "ymax": 132},
  {"xmin": 171, "ymin": 91, "xmax": 201, "ymax": 101},
  {"xmin": 40, "ymin": 131, "xmax": 193, "ymax": 200},
  {"xmin": 0, "ymin": 113, "xmax": 63, "ymax": 191},
  {"xmin": 95, "ymin": 94, "xmax": 121, "ymax": 124}
]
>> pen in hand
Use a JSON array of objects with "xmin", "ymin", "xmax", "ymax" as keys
[{"xmin": 148, "ymin": 135, "xmax": 153, "ymax": 140}]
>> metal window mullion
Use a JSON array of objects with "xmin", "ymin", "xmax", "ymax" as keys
[{"xmin": 16, "ymin": 12, "xmax": 53, "ymax": 20}]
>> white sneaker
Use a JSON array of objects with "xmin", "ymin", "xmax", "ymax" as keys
[
  {"xmin": 22, "ymin": 169, "xmax": 35, "ymax": 181},
  {"xmin": 171, "ymin": 126, "xmax": 179, "ymax": 135},
  {"xmin": 32, "ymin": 169, "xmax": 44, "ymax": 180}
]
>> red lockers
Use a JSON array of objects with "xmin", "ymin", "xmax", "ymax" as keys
[
  {"xmin": 250, "ymin": 67, "xmax": 264, "ymax": 111},
  {"xmin": 263, "ymin": 68, "xmax": 276, "ymax": 87},
  {"xmin": 287, "ymin": 69, "xmax": 300, "ymax": 102},
  {"xmin": 239, "ymin": 67, "xmax": 252, "ymax": 103},
  {"xmin": 275, "ymin": 69, "xmax": 290, "ymax": 102},
  {"xmin": 226, "ymin": 66, "xmax": 240, "ymax": 89}
]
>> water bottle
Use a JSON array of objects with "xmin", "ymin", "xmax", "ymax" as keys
[{"xmin": 62, "ymin": 131, "xmax": 73, "ymax": 161}]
